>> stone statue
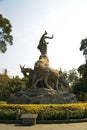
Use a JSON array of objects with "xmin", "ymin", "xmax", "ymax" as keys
[
  {"xmin": 37, "ymin": 31, "xmax": 53, "ymax": 56},
  {"xmin": 31, "ymin": 66, "xmax": 60, "ymax": 89},
  {"xmin": 8, "ymin": 32, "xmax": 77, "ymax": 104},
  {"xmin": 19, "ymin": 32, "xmax": 70, "ymax": 90},
  {"xmin": 20, "ymin": 65, "xmax": 33, "ymax": 77}
]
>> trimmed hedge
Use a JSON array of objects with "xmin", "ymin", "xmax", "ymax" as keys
[{"xmin": 0, "ymin": 103, "xmax": 87, "ymax": 120}]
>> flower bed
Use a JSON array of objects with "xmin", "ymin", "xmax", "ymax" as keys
[{"xmin": 0, "ymin": 102, "xmax": 87, "ymax": 120}]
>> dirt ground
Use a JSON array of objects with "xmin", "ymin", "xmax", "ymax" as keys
[{"xmin": 0, "ymin": 122, "xmax": 87, "ymax": 130}]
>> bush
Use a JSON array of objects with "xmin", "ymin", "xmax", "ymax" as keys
[{"xmin": 0, "ymin": 103, "xmax": 87, "ymax": 120}]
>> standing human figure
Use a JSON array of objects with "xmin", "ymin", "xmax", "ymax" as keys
[{"xmin": 37, "ymin": 31, "xmax": 53, "ymax": 56}]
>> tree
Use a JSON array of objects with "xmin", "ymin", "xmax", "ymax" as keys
[
  {"xmin": 72, "ymin": 38, "xmax": 87, "ymax": 101},
  {"xmin": 78, "ymin": 64, "xmax": 87, "ymax": 78},
  {"xmin": 8, "ymin": 76, "xmax": 26, "ymax": 94},
  {"xmin": 63, "ymin": 69, "xmax": 79, "ymax": 86},
  {"xmin": 78, "ymin": 38, "xmax": 87, "ymax": 77},
  {"xmin": 73, "ymin": 78, "xmax": 87, "ymax": 101},
  {"xmin": 0, "ymin": 73, "xmax": 27, "ymax": 101},
  {"xmin": 80, "ymin": 38, "xmax": 87, "ymax": 63},
  {"xmin": 0, "ymin": 14, "xmax": 13, "ymax": 53},
  {"xmin": 0, "ymin": 74, "xmax": 10, "ymax": 100}
]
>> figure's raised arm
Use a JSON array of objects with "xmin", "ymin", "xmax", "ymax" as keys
[{"xmin": 45, "ymin": 34, "xmax": 54, "ymax": 39}]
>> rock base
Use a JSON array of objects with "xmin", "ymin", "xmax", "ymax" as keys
[{"xmin": 8, "ymin": 88, "xmax": 77, "ymax": 104}]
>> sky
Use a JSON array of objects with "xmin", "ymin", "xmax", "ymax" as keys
[{"xmin": 0, "ymin": 0, "xmax": 87, "ymax": 77}]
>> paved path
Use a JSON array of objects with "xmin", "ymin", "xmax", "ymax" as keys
[{"xmin": 0, "ymin": 122, "xmax": 87, "ymax": 130}]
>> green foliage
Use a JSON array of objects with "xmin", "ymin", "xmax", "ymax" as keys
[
  {"xmin": 0, "ymin": 103, "xmax": 87, "ymax": 120},
  {"xmin": 0, "ymin": 74, "xmax": 27, "ymax": 101},
  {"xmin": 0, "ymin": 74, "xmax": 10, "ymax": 100},
  {"xmin": 68, "ymin": 69, "xmax": 79, "ymax": 83},
  {"xmin": 72, "ymin": 38, "xmax": 87, "ymax": 101},
  {"xmin": 0, "ymin": 14, "xmax": 13, "ymax": 53},
  {"xmin": 0, "ymin": 108, "xmax": 16, "ymax": 120},
  {"xmin": 63, "ymin": 69, "xmax": 79, "ymax": 85},
  {"xmin": 62, "ymin": 69, "xmax": 79, "ymax": 93},
  {"xmin": 80, "ymin": 38, "xmax": 87, "ymax": 55},
  {"xmin": 73, "ymin": 79, "xmax": 87, "ymax": 101},
  {"xmin": 78, "ymin": 64, "xmax": 87, "ymax": 78},
  {"xmin": 22, "ymin": 77, "xmax": 30, "ymax": 89},
  {"xmin": 8, "ymin": 76, "xmax": 26, "ymax": 94}
]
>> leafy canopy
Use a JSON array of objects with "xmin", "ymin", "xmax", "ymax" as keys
[
  {"xmin": 80, "ymin": 38, "xmax": 87, "ymax": 55},
  {"xmin": 0, "ymin": 14, "xmax": 13, "ymax": 53}
]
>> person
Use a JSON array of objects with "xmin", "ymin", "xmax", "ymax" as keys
[{"xmin": 37, "ymin": 31, "xmax": 53, "ymax": 56}]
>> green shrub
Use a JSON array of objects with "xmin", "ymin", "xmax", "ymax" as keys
[{"xmin": 0, "ymin": 103, "xmax": 87, "ymax": 120}]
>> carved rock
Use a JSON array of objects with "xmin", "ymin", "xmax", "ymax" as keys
[
  {"xmin": 8, "ymin": 31, "xmax": 77, "ymax": 104},
  {"xmin": 8, "ymin": 88, "xmax": 77, "ymax": 104}
]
